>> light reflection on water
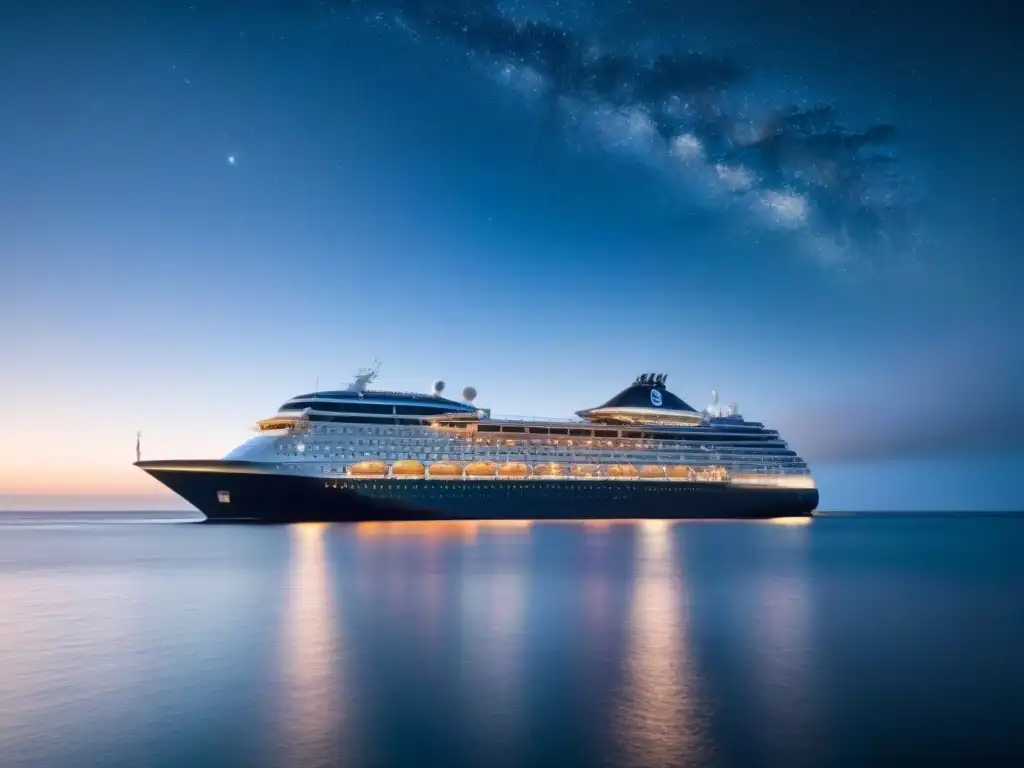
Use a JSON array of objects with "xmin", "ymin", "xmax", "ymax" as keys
[
  {"xmin": 617, "ymin": 521, "xmax": 704, "ymax": 767},
  {"xmin": 275, "ymin": 523, "xmax": 346, "ymax": 766},
  {"xmin": 1, "ymin": 515, "xmax": 1023, "ymax": 767}
]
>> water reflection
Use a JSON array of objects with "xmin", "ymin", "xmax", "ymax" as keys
[
  {"xmin": 276, "ymin": 523, "xmax": 349, "ymax": 765},
  {"xmin": 617, "ymin": 521, "xmax": 705, "ymax": 767},
  {"xmin": 749, "ymin": 520, "xmax": 816, "ymax": 755},
  {"xmin": 765, "ymin": 517, "xmax": 814, "ymax": 526},
  {"xmin": 0, "ymin": 570, "xmax": 146, "ymax": 763},
  {"xmin": 459, "ymin": 525, "xmax": 531, "ymax": 758},
  {"xmin": 354, "ymin": 520, "xmax": 532, "ymax": 541}
]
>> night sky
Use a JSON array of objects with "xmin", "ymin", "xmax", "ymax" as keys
[{"xmin": 1, "ymin": 0, "xmax": 1021, "ymax": 510}]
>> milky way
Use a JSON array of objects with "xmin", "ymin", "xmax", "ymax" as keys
[{"xmin": 282, "ymin": 0, "xmax": 916, "ymax": 269}]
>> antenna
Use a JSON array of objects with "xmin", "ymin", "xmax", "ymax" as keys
[
  {"xmin": 346, "ymin": 360, "xmax": 382, "ymax": 395},
  {"xmin": 135, "ymin": 430, "xmax": 141, "ymax": 463}
]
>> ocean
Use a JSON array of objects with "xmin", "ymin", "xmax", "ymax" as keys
[{"xmin": 1, "ymin": 514, "xmax": 1022, "ymax": 767}]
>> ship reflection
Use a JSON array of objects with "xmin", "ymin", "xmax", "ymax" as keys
[
  {"xmin": 617, "ymin": 521, "xmax": 705, "ymax": 766},
  {"xmin": 354, "ymin": 520, "xmax": 531, "ymax": 541},
  {"xmin": 277, "ymin": 523, "xmax": 349, "ymax": 765},
  {"xmin": 748, "ymin": 520, "xmax": 815, "ymax": 750},
  {"xmin": 459, "ymin": 525, "xmax": 531, "ymax": 757}
]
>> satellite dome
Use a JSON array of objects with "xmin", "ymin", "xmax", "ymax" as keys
[
  {"xmin": 432, "ymin": 380, "xmax": 446, "ymax": 396},
  {"xmin": 462, "ymin": 386, "xmax": 477, "ymax": 403}
]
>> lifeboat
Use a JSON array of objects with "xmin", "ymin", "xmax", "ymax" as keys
[
  {"xmin": 533, "ymin": 463, "xmax": 565, "ymax": 477},
  {"xmin": 497, "ymin": 462, "xmax": 530, "ymax": 478},
  {"xmin": 391, "ymin": 460, "xmax": 426, "ymax": 477},
  {"xmin": 608, "ymin": 464, "xmax": 638, "ymax": 478},
  {"xmin": 427, "ymin": 461, "xmax": 462, "ymax": 478},
  {"xmin": 349, "ymin": 460, "xmax": 387, "ymax": 477},
  {"xmin": 666, "ymin": 465, "xmax": 694, "ymax": 480},
  {"xmin": 639, "ymin": 465, "xmax": 666, "ymax": 479},
  {"xmin": 694, "ymin": 465, "xmax": 727, "ymax": 482},
  {"xmin": 465, "ymin": 461, "xmax": 497, "ymax": 477},
  {"xmin": 570, "ymin": 463, "xmax": 600, "ymax": 477}
]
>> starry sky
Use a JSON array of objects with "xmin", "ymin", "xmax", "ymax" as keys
[{"xmin": 1, "ymin": 0, "xmax": 1022, "ymax": 511}]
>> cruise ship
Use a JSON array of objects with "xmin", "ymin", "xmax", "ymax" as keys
[{"xmin": 136, "ymin": 363, "xmax": 818, "ymax": 522}]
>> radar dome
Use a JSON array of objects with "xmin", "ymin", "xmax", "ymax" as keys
[
  {"xmin": 462, "ymin": 386, "xmax": 477, "ymax": 403},
  {"xmin": 432, "ymin": 380, "xmax": 446, "ymax": 396}
]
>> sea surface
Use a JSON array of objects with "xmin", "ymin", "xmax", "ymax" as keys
[{"xmin": 1, "ymin": 513, "xmax": 1022, "ymax": 767}]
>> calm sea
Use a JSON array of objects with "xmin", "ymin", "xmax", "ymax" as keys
[{"xmin": 1, "ymin": 514, "xmax": 1022, "ymax": 767}]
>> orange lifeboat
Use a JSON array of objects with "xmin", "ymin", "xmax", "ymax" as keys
[
  {"xmin": 608, "ymin": 464, "xmax": 638, "ymax": 478},
  {"xmin": 570, "ymin": 463, "xmax": 600, "ymax": 477},
  {"xmin": 391, "ymin": 460, "xmax": 426, "ymax": 477},
  {"xmin": 465, "ymin": 461, "xmax": 497, "ymax": 477},
  {"xmin": 533, "ymin": 463, "xmax": 565, "ymax": 477},
  {"xmin": 427, "ymin": 461, "xmax": 462, "ymax": 477},
  {"xmin": 497, "ymin": 461, "xmax": 529, "ymax": 478},
  {"xmin": 639, "ymin": 465, "xmax": 666, "ymax": 479},
  {"xmin": 349, "ymin": 460, "xmax": 387, "ymax": 477},
  {"xmin": 666, "ymin": 465, "xmax": 694, "ymax": 480}
]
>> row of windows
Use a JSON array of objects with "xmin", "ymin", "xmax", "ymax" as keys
[
  {"xmin": 300, "ymin": 415, "xmax": 434, "ymax": 425},
  {"xmin": 291, "ymin": 420, "xmax": 783, "ymax": 444},
  {"xmin": 464, "ymin": 424, "xmax": 778, "ymax": 442},
  {"xmin": 284, "ymin": 447, "xmax": 799, "ymax": 463},
  {"xmin": 281, "ymin": 449, "xmax": 805, "ymax": 468},
  {"xmin": 288, "ymin": 434, "xmax": 792, "ymax": 456},
  {"xmin": 274, "ymin": 435, "xmax": 797, "ymax": 457},
  {"xmin": 322, "ymin": 480, "xmax": 771, "ymax": 495},
  {"xmin": 281, "ymin": 401, "xmax": 458, "ymax": 416},
  {"xmin": 276, "ymin": 411, "xmax": 778, "ymax": 442}
]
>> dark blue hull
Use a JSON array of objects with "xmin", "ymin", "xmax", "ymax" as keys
[{"xmin": 137, "ymin": 460, "xmax": 818, "ymax": 522}]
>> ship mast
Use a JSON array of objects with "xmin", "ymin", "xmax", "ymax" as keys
[{"xmin": 345, "ymin": 359, "xmax": 381, "ymax": 395}]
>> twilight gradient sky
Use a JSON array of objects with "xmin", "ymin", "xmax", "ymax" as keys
[{"xmin": 1, "ymin": 0, "xmax": 1022, "ymax": 511}]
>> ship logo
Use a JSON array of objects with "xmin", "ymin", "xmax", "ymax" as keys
[{"xmin": 650, "ymin": 389, "xmax": 663, "ymax": 407}]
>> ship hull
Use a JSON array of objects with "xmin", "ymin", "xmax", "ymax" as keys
[{"xmin": 137, "ymin": 460, "xmax": 818, "ymax": 522}]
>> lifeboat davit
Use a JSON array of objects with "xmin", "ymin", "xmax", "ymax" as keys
[
  {"xmin": 349, "ymin": 460, "xmax": 387, "ymax": 477},
  {"xmin": 428, "ymin": 461, "xmax": 462, "ymax": 477},
  {"xmin": 391, "ymin": 460, "xmax": 426, "ymax": 477}
]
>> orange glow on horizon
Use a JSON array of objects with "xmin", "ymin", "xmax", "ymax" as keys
[{"xmin": 0, "ymin": 465, "xmax": 176, "ymax": 495}]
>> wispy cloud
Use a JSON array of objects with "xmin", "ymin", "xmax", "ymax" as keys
[{"xmin": 287, "ymin": 0, "xmax": 915, "ymax": 268}]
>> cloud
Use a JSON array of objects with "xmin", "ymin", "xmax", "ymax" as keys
[
  {"xmin": 758, "ymin": 190, "xmax": 809, "ymax": 227},
  {"xmin": 714, "ymin": 163, "xmax": 755, "ymax": 191},
  {"xmin": 669, "ymin": 133, "xmax": 703, "ymax": 162},
  {"xmin": 286, "ymin": 0, "xmax": 913, "ymax": 267}
]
